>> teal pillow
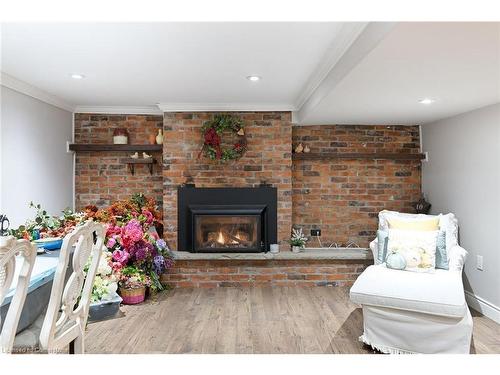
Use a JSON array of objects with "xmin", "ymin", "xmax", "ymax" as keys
[
  {"xmin": 435, "ymin": 230, "xmax": 449, "ymax": 270},
  {"xmin": 377, "ymin": 230, "xmax": 389, "ymax": 263}
]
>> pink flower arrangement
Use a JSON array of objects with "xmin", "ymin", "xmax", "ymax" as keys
[
  {"xmin": 99, "ymin": 205, "xmax": 173, "ymax": 292},
  {"xmin": 112, "ymin": 249, "xmax": 130, "ymax": 265}
]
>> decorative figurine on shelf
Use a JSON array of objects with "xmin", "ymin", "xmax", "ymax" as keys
[
  {"xmin": 415, "ymin": 196, "xmax": 431, "ymax": 214},
  {"xmin": 149, "ymin": 133, "xmax": 156, "ymax": 145},
  {"xmin": 142, "ymin": 152, "xmax": 152, "ymax": 159},
  {"xmin": 303, "ymin": 145, "xmax": 311, "ymax": 153},
  {"xmin": 130, "ymin": 152, "xmax": 139, "ymax": 159},
  {"xmin": 294, "ymin": 143, "xmax": 304, "ymax": 153},
  {"xmin": 155, "ymin": 129, "xmax": 164, "ymax": 145},
  {"xmin": 113, "ymin": 128, "xmax": 129, "ymax": 144}
]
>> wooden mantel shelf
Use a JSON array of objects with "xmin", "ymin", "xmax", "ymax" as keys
[
  {"xmin": 68, "ymin": 144, "xmax": 162, "ymax": 152},
  {"xmin": 292, "ymin": 152, "xmax": 425, "ymax": 161}
]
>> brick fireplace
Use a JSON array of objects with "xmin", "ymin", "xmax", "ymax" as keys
[
  {"xmin": 73, "ymin": 112, "xmax": 422, "ymax": 287},
  {"xmin": 162, "ymin": 112, "xmax": 293, "ymax": 250}
]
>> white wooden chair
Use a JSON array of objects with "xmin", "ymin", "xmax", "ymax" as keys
[
  {"xmin": 38, "ymin": 220, "xmax": 105, "ymax": 354},
  {"xmin": 0, "ymin": 236, "xmax": 37, "ymax": 353}
]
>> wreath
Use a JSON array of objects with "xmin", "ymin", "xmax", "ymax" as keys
[{"xmin": 199, "ymin": 114, "xmax": 247, "ymax": 161}]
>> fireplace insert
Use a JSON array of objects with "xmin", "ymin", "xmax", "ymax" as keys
[{"xmin": 178, "ymin": 187, "xmax": 277, "ymax": 253}]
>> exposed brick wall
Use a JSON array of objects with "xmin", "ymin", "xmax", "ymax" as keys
[
  {"xmin": 74, "ymin": 114, "xmax": 163, "ymax": 210},
  {"xmin": 163, "ymin": 112, "xmax": 293, "ymax": 250},
  {"xmin": 161, "ymin": 259, "xmax": 370, "ymax": 288},
  {"xmin": 73, "ymin": 114, "xmax": 422, "ymax": 253},
  {"xmin": 292, "ymin": 125, "xmax": 421, "ymax": 247}
]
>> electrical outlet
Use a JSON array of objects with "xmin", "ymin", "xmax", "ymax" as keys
[
  {"xmin": 310, "ymin": 229, "xmax": 321, "ymax": 237},
  {"xmin": 477, "ymin": 255, "xmax": 484, "ymax": 271}
]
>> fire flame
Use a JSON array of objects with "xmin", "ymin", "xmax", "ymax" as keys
[
  {"xmin": 217, "ymin": 231, "xmax": 225, "ymax": 244},
  {"xmin": 216, "ymin": 231, "xmax": 244, "ymax": 245}
]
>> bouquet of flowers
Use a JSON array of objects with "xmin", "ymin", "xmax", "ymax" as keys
[
  {"xmin": 86, "ymin": 193, "xmax": 173, "ymax": 293},
  {"xmin": 88, "ymin": 249, "xmax": 119, "ymax": 303}
]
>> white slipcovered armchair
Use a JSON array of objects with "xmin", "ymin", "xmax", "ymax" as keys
[{"xmin": 350, "ymin": 210, "xmax": 472, "ymax": 354}]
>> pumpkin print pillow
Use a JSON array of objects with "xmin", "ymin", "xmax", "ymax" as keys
[{"xmin": 386, "ymin": 229, "xmax": 438, "ymax": 273}]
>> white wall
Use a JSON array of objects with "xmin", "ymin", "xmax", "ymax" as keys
[
  {"xmin": 0, "ymin": 86, "xmax": 73, "ymax": 228},
  {"xmin": 422, "ymin": 103, "xmax": 500, "ymax": 320}
]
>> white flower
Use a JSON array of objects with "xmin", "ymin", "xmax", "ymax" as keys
[{"xmin": 97, "ymin": 256, "xmax": 112, "ymax": 275}]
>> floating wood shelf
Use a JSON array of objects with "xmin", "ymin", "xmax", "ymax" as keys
[
  {"xmin": 123, "ymin": 158, "xmax": 157, "ymax": 175},
  {"xmin": 292, "ymin": 152, "xmax": 425, "ymax": 161},
  {"xmin": 68, "ymin": 144, "xmax": 162, "ymax": 152}
]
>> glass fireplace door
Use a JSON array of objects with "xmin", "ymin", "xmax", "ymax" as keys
[{"xmin": 194, "ymin": 215, "xmax": 261, "ymax": 252}]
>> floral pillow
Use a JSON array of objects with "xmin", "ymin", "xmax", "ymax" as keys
[{"xmin": 387, "ymin": 229, "xmax": 438, "ymax": 273}]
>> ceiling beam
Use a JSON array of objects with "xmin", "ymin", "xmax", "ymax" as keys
[{"xmin": 295, "ymin": 22, "xmax": 397, "ymax": 125}]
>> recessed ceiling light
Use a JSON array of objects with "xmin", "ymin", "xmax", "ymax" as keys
[
  {"xmin": 419, "ymin": 98, "xmax": 435, "ymax": 105},
  {"xmin": 71, "ymin": 73, "xmax": 85, "ymax": 80},
  {"xmin": 246, "ymin": 75, "xmax": 261, "ymax": 82}
]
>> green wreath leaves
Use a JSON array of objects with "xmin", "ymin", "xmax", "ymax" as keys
[{"xmin": 200, "ymin": 114, "xmax": 247, "ymax": 161}]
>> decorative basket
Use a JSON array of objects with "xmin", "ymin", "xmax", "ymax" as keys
[{"xmin": 119, "ymin": 286, "xmax": 146, "ymax": 305}]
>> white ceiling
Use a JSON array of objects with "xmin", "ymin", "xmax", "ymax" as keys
[
  {"xmin": 1, "ymin": 22, "xmax": 499, "ymax": 124},
  {"xmin": 0, "ymin": 22, "xmax": 347, "ymax": 109},
  {"xmin": 300, "ymin": 22, "xmax": 500, "ymax": 125}
]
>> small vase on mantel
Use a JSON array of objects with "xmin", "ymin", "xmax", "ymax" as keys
[
  {"xmin": 155, "ymin": 129, "xmax": 164, "ymax": 145},
  {"xmin": 149, "ymin": 133, "xmax": 156, "ymax": 145}
]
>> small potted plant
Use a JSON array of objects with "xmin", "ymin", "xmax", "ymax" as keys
[
  {"xmin": 289, "ymin": 227, "xmax": 308, "ymax": 253},
  {"xmin": 118, "ymin": 266, "xmax": 151, "ymax": 305}
]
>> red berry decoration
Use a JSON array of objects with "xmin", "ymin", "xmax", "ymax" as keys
[{"xmin": 199, "ymin": 114, "xmax": 247, "ymax": 161}]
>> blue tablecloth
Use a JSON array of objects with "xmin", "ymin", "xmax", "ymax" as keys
[{"xmin": 0, "ymin": 251, "xmax": 59, "ymax": 333}]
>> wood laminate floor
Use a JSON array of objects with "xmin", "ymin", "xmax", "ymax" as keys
[{"xmin": 85, "ymin": 287, "xmax": 500, "ymax": 354}]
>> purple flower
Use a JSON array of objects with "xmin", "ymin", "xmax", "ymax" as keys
[
  {"xmin": 156, "ymin": 239, "xmax": 167, "ymax": 250},
  {"xmin": 129, "ymin": 239, "xmax": 156, "ymax": 263},
  {"xmin": 153, "ymin": 255, "xmax": 166, "ymax": 274}
]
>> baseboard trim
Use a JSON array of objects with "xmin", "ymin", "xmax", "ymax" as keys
[{"xmin": 465, "ymin": 290, "xmax": 500, "ymax": 324}]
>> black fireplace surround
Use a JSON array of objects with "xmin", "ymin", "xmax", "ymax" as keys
[{"xmin": 177, "ymin": 187, "xmax": 277, "ymax": 253}]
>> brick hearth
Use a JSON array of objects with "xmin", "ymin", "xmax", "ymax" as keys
[{"xmin": 161, "ymin": 249, "xmax": 372, "ymax": 288}]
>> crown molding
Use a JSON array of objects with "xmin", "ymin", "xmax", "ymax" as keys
[
  {"xmin": 157, "ymin": 103, "xmax": 296, "ymax": 113},
  {"xmin": 294, "ymin": 22, "xmax": 368, "ymax": 110},
  {"xmin": 1, "ymin": 72, "xmax": 75, "ymax": 112},
  {"xmin": 74, "ymin": 105, "xmax": 163, "ymax": 115}
]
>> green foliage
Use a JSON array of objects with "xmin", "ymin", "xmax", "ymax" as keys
[
  {"xmin": 200, "ymin": 114, "xmax": 246, "ymax": 162},
  {"xmin": 61, "ymin": 207, "xmax": 77, "ymax": 221},
  {"xmin": 131, "ymin": 193, "xmax": 147, "ymax": 209},
  {"xmin": 206, "ymin": 146, "xmax": 217, "ymax": 160},
  {"xmin": 201, "ymin": 114, "xmax": 243, "ymax": 134}
]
